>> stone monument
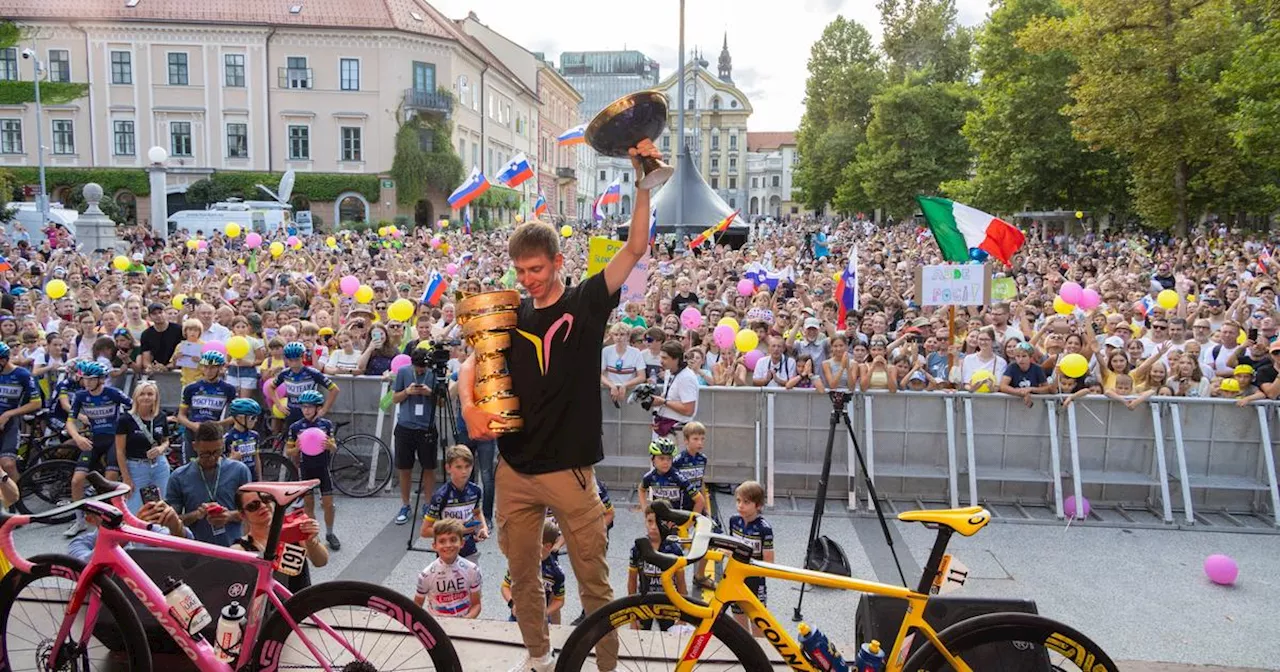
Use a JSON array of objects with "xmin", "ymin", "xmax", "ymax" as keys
[{"xmin": 75, "ymin": 183, "xmax": 122, "ymax": 253}]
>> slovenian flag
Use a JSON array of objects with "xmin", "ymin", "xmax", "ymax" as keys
[
  {"xmin": 917, "ymin": 196, "xmax": 1025, "ymax": 265},
  {"xmin": 533, "ymin": 191, "xmax": 548, "ymax": 217},
  {"xmin": 648, "ymin": 209, "xmax": 658, "ymax": 246},
  {"xmin": 420, "ymin": 271, "xmax": 449, "ymax": 306},
  {"xmin": 0, "ymin": 256, "xmax": 11, "ymax": 273},
  {"xmin": 688, "ymin": 210, "xmax": 738, "ymax": 249},
  {"xmin": 557, "ymin": 124, "xmax": 586, "ymax": 146},
  {"xmin": 1258, "ymin": 247, "xmax": 1272, "ymax": 275},
  {"xmin": 835, "ymin": 245, "xmax": 859, "ymax": 329},
  {"xmin": 461, "ymin": 251, "xmax": 474, "ymax": 264},
  {"xmin": 462, "ymin": 205, "xmax": 472, "ymax": 235},
  {"xmin": 496, "ymin": 153, "xmax": 534, "ymax": 188},
  {"xmin": 448, "ymin": 167, "xmax": 490, "ymax": 210},
  {"xmin": 594, "ymin": 177, "xmax": 622, "ymax": 221}
]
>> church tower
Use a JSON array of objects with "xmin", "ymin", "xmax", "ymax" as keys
[{"xmin": 718, "ymin": 32, "xmax": 733, "ymax": 83}]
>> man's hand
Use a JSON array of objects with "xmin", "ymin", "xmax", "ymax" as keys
[
  {"xmin": 207, "ymin": 505, "xmax": 230, "ymax": 528},
  {"xmin": 462, "ymin": 405, "xmax": 504, "ymax": 442},
  {"xmin": 476, "ymin": 523, "xmax": 490, "ymax": 541}
]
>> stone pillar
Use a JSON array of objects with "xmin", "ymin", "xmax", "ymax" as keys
[
  {"xmin": 75, "ymin": 183, "xmax": 121, "ymax": 253},
  {"xmin": 148, "ymin": 165, "xmax": 168, "ymax": 240}
]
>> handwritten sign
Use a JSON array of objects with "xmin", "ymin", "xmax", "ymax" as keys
[
  {"xmin": 587, "ymin": 236, "xmax": 647, "ymax": 304},
  {"xmin": 991, "ymin": 276, "xmax": 1017, "ymax": 302},
  {"xmin": 915, "ymin": 264, "xmax": 991, "ymax": 307}
]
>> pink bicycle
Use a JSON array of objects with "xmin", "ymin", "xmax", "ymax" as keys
[{"xmin": 0, "ymin": 472, "xmax": 460, "ymax": 672}]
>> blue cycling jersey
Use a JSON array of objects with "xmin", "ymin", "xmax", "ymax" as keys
[
  {"xmin": 224, "ymin": 428, "xmax": 260, "ymax": 469},
  {"xmin": 728, "ymin": 514, "xmax": 774, "ymax": 560},
  {"xmin": 630, "ymin": 537, "xmax": 684, "ymax": 594},
  {"xmin": 287, "ymin": 417, "xmax": 335, "ymax": 461},
  {"xmin": 672, "ymin": 451, "xmax": 707, "ymax": 509},
  {"xmin": 0, "ymin": 366, "xmax": 39, "ymax": 414},
  {"xmin": 46, "ymin": 379, "xmax": 81, "ymax": 426},
  {"xmin": 640, "ymin": 467, "xmax": 698, "ymax": 510},
  {"xmin": 272, "ymin": 367, "xmax": 335, "ymax": 412},
  {"xmin": 70, "ymin": 386, "xmax": 133, "ymax": 436},
  {"xmin": 181, "ymin": 379, "xmax": 238, "ymax": 424},
  {"xmin": 425, "ymin": 480, "xmax": 485, "ymax": 557}
]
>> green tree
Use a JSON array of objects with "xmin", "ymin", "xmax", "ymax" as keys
[
  {"xmin": 65, "ymin": 185, "xmax": 125, "ymax": 225},
  {"xmin": 184, "ymin": 178, "xmax": 235, "ymax": 208},
  {"xmin": 877, "ymin": 0, "xmax": 975, "ymax": 84},
  {"xmin": 390, "ymin": 113, "xmax": 464, "ymax": 206},
  {"xmin": 0, "ymin": 22, "xmax": 88, "ymax": 105},
  {"xmin": 1219, "ymin": 9, "xmax": 1280, "ymax": 207},
  {"xmin": 794, "ymin": 16, "xmax": 885, "ymax": 211}
]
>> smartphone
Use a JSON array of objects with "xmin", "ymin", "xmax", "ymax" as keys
[
  {"xmin": 141, "ymin": 485, "xmax": 162, "ymax": 504},
  {"xmin": 1249, "ymin": 328, "xmax": 1259, "ymax": 342}
]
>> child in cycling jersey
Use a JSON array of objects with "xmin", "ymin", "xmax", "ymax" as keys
[
  {"xmin": 729, "ymin": 480, "xmax": 774, "ymax": 637},
  {"xmin": 224, "ymin": 399, "xmax": 263, "ymax": 480},
  {"xmin": 271, "ymin": 341, "xmax": 338, "ymax": 435},
  {"xmin": 65, "ymin": 360, "xmax": 132, "ymax": 537},
  {"xmin": 674, "ymin": 421, "xmax": 714, "ymax": 590},
  {"xmin": 286, "ymin": 390, "xmax": 340, "ymax": 551},
  {"xmin": 638, "ymin": 436, "xmax": 703, "ymax": 515},
  {"xmin": 415, "ymin": 518, "xmax": 482, "ymax": 619},
  {"xmin": 501, "ymin": 520, "xmax": 565, "ymax": 625},
  {"xmin": 178, "ymin": 351, "xmax": 237, "ymax": 461},
  {"xmin": 420, "ymin": 445, "xmax": 489, "ymax": 563},
  {"xmin": 628, "ymin": 504, "xmax": 686, "ymax": 631}
]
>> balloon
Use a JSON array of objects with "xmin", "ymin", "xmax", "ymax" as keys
[
  {"xmin": 326, "ymin": 236, "xmax": 337, "ymax": 249},
  {"xmin": 440, "ymin": 242, "xmax": 450, "ymax": 254},
  {"xmin": 430, "ymin": 237, "xmax": 443, "ymax": 249},
  {"xmin": 1053, "ymin": 296, "xmax": 1074, "ymax": 315},
  {"xmin": 354, "ymin": 285, "xmax": 374, "ymax": 304},
  {"xmin": 112, "ymin": 255, "xmax": 131, "ymax": 271},
  {"xmin": 717, "ymin": 317, "xmax": 740, "ymax": 332},
  {"xmin": 287, "ymin": 235, "xmax": 300, "ymax": 249},
  {"xmin": 186, "ymin": 239, "xmax": 198, "ymax": 250},
  {"xmin": 680, "ymin": 307, "xmax": 703, "ymax": 330},
  {"xmin": 439, "ymin": 220, "xmax": 449, "ymax": 229},
  {"xmin": 1237, "ymin": 330, "xmax": 1247, "ymax": 346},
  {"xmin": 1075, "ymin": 210, "xmax": 1084, "ymax": 219},
  {"xmin": 298, "ymin": 427, "xmax": 329, "ymax": 457},
  {"xmin": 172, "ymin": 294, "xmax": 187, "ymax": 310},
  {"xmin": 197, "ymin": 240, "xmax": 208, "ymax": 251},
  {"xmin": 1064, "ymin": 495, "xmax": 1091, "ymax": 520},
  {"xmin": 970, "ymin": 370, "xmax": 995, "ymax": 393},
  {"xmin": 713, "ymin": 325, "xmax": 736, "ymax": 349},
  {"xmin": 514, "ymin": 214, "xmax": 524, "ymax": 224},
  {"xmin": 44, "ymin": 279, "xmax": 68, "ymax": 299},
  {"xmin": 1058, "ymin": 353, "xmax": 1088, "ymax": 379},
  {"xmin": 743, "ymin": 350, "xmax": 764, "ymax": 371},
  {"xmin": 378, "ymin": 227, "xmax": 389, "ymax": 237},
  {"xmin": 1079, "ymin": 288, "xmax": 1101, "ymax": 311},
  {"xmin": 1060, "ymin": 281, "xmax": 1083, "ymax": 305},
  {"xmin": 226, "ymin": 336, "xmax": 251, "ymax": 360},
  {"xmin": 1157, "ymin": 289, "xmax": 1180, "ymax": 310},
  {"xmin": 737, "ymin": 278, "xmax": 755, "ymax": 296},
  {"xmin": 271, "ymin": 397, "xmax": 288, "ymax": 419},
  {"xmin": 269, "ymin": 242, "xmax": 285, "ymax": 258},
  {"xmin": 1204, "ymin": 554, "xmax": 1239, "ymax": 586},
  {"xmin": 225, "ymin": 222, "xmax": 241, "ymax": 238},
  {"xmin": 390, "ymin": 354, "xmax": 412, "ymax": 374},
  {"xmin": 734, "ymin": 329, "xmax": 759, "ymax": 353},
  {"xmin": 388, "ymin": 225, "xmax": 399, "ymax": 235},
  {"xmin": 388, "ymin": 299, "xmax": 415, "ymax": 322},
  {"xmin": 245, "ymin": 232, "xmax": 263, "ymax": 249},
  {"xmin": 968, "ymin": 248, "xmax": 989, "ymax": 262},
  {"xmin": 202, "ymin": 341, "xmax": 227, "ymax": 356},
  {"xmin": 339, "ymin": 275, "xmax": 360, "ymax": 296},
  {"xmin": 445, "ymin": 263, "xmax": 459, "ymax": 276},
  {"xmin": 391, "ymin": 229, "xmax": 403, "ymax": 239},
  {"xmin": 560, "ymin": 225, "xmax": 573, "ymax": 238},
  {"xmin": 261, "ymin": 379, "xmax": 276, "ymax": 402}
]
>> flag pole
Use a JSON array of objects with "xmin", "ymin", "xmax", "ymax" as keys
[{"xmin": 947, "ymin": 305, "xmax": 956, "ymax": 373}]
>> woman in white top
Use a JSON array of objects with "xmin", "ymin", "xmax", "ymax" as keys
[
  {"xmin": 325, "ymin": 329, "xmax": 365, "ymax": 375},
  {"xmin": 959, "ymin": 329, "xmax": 1007, "ymax": 391},
  {"xmin": 651, "ymin": 341, "xmax": 700, "ymax": 435},
  {"xmin": 600, "ymin": 323, "xmax": 646, "ymax": 404}
]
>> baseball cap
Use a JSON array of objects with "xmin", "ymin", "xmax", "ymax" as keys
[
  {"xmin": 147, "ymin": 302, "xmax": 166, "ymax": 314},
  {"xmin": 804, "ymin": 318, "xmax": 822, "ymax": 330},
  {"xmin": 1104, "ymin": 336, "xmax": 1125, "ymax": 349},
  {"xmin": 1234, "ymin": 364, "xmax": 1256, "ymax": 376},
  {"xmin": 1269, "ymin": 341, "xmax": 1280, "ymax": 353},
  {"xmin": 907, "ymin": 370, "xmax": 928, "ymax": 385},
  {"xmin": 131, "ymin": 252, "xmax": 144, "ymax": 261}
]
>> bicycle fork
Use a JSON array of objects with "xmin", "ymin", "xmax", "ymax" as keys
[{"xmin": 50, "ymin": 574, "xmax": 105, "ymax": 669}]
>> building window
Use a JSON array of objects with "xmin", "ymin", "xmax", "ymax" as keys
[
  {"xmin": 487, "ymin": 148, "xmax": 493, "ymax": 171},
  {"xmin": 112, "ymin": 120, "xmax": 134, "ymax": 156},
  {"xmin": 340, "ymin": 58, "xmax": 360, "ymax": 91},
  {"xmin": 729, "ymin": 176, "xmax": 737, "ymax": 190},
  {"xmin": 110, "ymin": 51, "xmax": 132, "ymax": 85},
  {"xmin": 729, "ymin": 133, "xmax": 738, "ymax": 150},
  {"xmin": 226, "ymin": 123, "xmax": 248, "ymax": 158},
  {"xmin": 752, "ymin": 177, "xmax": 759, "ymax": 188},
  {"xmin": 0, "ymin": 119, "xmax": 22, "ymax": 154},
  {"xmin": 457, "ymin": 75, "xmax": 468, "ymax": 102},
  {"xmin": 458, "ymin": 138, "xmax": 465, "ymax": 160},
  {"xmin": 729, "ymin": 157, "xmax": 737, "ymax": 171},
  {"xmin": 169, "ymin": 121, "xmax": 192, "ymax": 156},
  {"xmin": 0, "ymin": 49, "xmax": 17, "ymax": 82},
  {"xmin": 729, "ymin": 198, "xmax": 736, "ymax": 208},
  {"xmin": 687, "ymin": 98, "xmax": 694, "ymax": 109},
  {"xmin": 772, "ymin": 175, "xmax": 781, "ymax": 187},
  {"xmin": 710, "ymin": 177, "xmax": 719, "ymax": 190},
  {"xmin": 224, "ymin": 54, "xmax": 245, "ymax": 87},
  {"xmin": 341, "ymin": 126, "xmax": 362, "ymax": 161},
  {"xmin": 711, "ymin": 156, "xmax": 719, "ymax": 170},
  {"xmin": 711, "ymin": 134, "xmax": 720, "ymax": 151},
  {"xmin": 622, "ymin": 173, "xmax": 629, "ymax": 183},
  {"xmin": 412, "ymin": 61, "xmax": 435, "ymax": 92},
  {"xmin": 51, "ymin": 119, "xmax": 74, "ymax": 154},
  {"xmin": 712, "ymin": 96, "xmax": 721, "ymax": 110},
  {"xmin": 288, "ymin": 125, "xmax": 309, "ymax": 160},
  {"xmin": 167, "ymin": 53, "xmax": 189, "ymax": 85},
  {"xmin": 599, "ymin": 170, "xmax": 606, "ymax": 181},
  {"xmin": 662, "ymin": 134, "xmax": 670, "ymax": 151},
  {"xmin": 47, "ymin": 50, "xmax": 70, "ymax": 83},
  {"xmin": 286, "ymin": 57, "xmax": 310, "ymax": 89},
  {"xmin": 471, "ymin": 144, "xmax": 478, "ymax": 169}
]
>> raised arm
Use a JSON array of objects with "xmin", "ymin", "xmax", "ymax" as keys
[{"xmin": 602, "ymin": 141, "xmax": 663, "ymax": 296}]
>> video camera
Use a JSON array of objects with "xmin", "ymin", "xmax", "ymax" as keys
[
  {"xmin": 629, "ymin": 383, "xmax": 657, "ymax": 411},
  {"xmin": 422, "ymin": 339, "xmax": 459, "ymax": 376}
]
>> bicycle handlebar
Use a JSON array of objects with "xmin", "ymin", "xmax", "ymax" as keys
[
  {"xmin": 84, "ymin": 472, "xmax": 147, "ymax": 530},
  {"xmin": 648, "ymin": 500, "xmax": 696, "ymax": 527}
]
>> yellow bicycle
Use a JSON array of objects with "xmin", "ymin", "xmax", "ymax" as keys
[{"xmin": 557, "ymin": 501, "xmax": 1116, "ymax": 671}]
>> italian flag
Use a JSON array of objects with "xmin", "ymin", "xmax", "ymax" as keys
[{"xmin": 916, "ymin": 196, "xmax": 1026, "ymax": 265}]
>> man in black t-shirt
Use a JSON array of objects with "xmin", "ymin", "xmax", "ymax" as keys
[
  {"xmin": 460, "ymin": 141, "xmax": 663, "ymax": 672},
  {"xmin": 139, "ymin": 303, "xmax": 183, "ymax": 372}
]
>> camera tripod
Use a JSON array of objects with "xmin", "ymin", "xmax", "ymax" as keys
[{"xmin": 406, "ymin": 367, "xmax": 455, "ymax": 552}]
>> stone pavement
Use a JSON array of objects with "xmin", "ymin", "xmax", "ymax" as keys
[{"xmin": 8, "ymin": 492, "xmax": 1278, "ymax": 670}]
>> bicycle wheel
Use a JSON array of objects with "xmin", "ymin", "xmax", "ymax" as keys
[
  {"xmin": 257, "ymin": 452, "xmax": 300, "ymax": 482},
  {"xmin": 14, "ymin": 460, "xmax": 77, "ymax": 524},
  {"xmin": 902, "ymin": 612, "xmax": 1119, "ymax": 672},
  {"xmin": 556, "ymin": 593, "xmax": 772, "ymax": 672},
  {"xmin": 329, "ymin": 433, "xmax": 392, "ymax": 498},
  {"xmin": 27, "ymin": 440, "xmax": 80, "ymax": 467},
  {"xmin": 0, "ymin": 554, "xmax": 153, "ymax": 672},
  {"xmin": 252, "ymin": 580, "xmax": 460, "ymax": 672}
]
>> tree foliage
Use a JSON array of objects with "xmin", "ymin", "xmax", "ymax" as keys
[
  {"xmin": 877, "ymin": 0, "xmax": 974, "ymax": 84},
  {"xmin": 0, "ymin": 22, "xmax": 88, "ymax": 105},
  {"xmin": 65, "ymin": 185, "xmax": 125, "ymax": 225},
  {"xmin": 184, "ymin": 179, "xmax": 235, "ymax": 209},
  {"xmin": 390, "ymin": 115, "xmax": 464, "ymax": 206}
]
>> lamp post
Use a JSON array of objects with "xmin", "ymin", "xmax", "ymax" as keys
[
  {"xmin": 23, "ymin": 46, "xmax": 49, "ymax": 225},
  {"xmin": 147, "ymin": 146, "xmax": 169, "ymax": 240},
  {"xmin": 675, "ymin": 0, "xmax": 686, "ymax": 237}
]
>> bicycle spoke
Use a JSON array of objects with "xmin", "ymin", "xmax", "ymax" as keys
[{"xmin": 273, "ymin": 603, "xmax": 443, "ymax": 671}]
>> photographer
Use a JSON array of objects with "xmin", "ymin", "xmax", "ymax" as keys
[
  {"xmin": 650, "ymin": 341, "xmax": 699, "ymax": 438},
  {"xmin": 392, "ymin": 348, "xmax": 437, "ymax": 526}
]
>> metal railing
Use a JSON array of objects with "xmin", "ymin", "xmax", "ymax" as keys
[{"xmin": 402, "ymin": 89, "xmax": 453, "ymax": 115}]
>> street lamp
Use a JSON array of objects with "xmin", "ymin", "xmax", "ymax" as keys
[
  {"xmin": 147, "ymin": 146, "xmax": 168, "ymax": 164},
  {"xmin": 147, "ymin": 146, "xmax": 169, "ymax": 240},
  {"xmin": 21, "ymin": 46, "xmax": 49, "ymax": 226}
]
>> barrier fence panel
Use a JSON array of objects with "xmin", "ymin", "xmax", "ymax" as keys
[
  {"xmin": 861, "ymin": 392, "xmax": 957, "ymax": 508},
  {"xmin": 1066, "ymin": 395, "xmax": 1172, "ymax": 515},
  {"xmin": 963, "ymin": 395, "xmax": 1060, "ymax": 506},
  {"xmin": 767, "ymin": 390, "xmax": 852, "ymax": 495},
  {"xmin": 1165, "ymin": 398, "xmax": 1280, "ymax": 526}
]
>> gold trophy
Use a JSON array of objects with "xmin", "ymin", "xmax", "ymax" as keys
[
  {"xmin": 586, "ymin": 90, "xmax": 674, "ymax": 189},
  {"xmin": 458, "ymin": 290, "xmax": 522, "ymax": 434}
]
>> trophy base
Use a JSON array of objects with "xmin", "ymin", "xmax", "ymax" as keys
[{"xmin": 638, "ymin": 165, "xmax": 674, "ymax": 190}]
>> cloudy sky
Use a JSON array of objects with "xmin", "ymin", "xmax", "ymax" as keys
[{"xmin": 430, "ymin": 0, "xmax": 991, "ymax": 132}]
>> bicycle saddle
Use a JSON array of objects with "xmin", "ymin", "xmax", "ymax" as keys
[
  {"xmin": 239, "ymin": 480, "xmax": 320, "ymax": 508},
  {"xmin": 898, "ymin": 506, "xmax": 991, "ymax": 537}
]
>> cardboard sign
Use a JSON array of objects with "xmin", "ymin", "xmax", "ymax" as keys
[
  {"xmin": 915, "ymin": 264, "xmax": 991, "ymax": 307},
  {"xmin": 992, "ymin": 276, "xmax": 1017, "ymax": 302},
  {"xmin": 588, "ymin": 236, "xmax": 647, "ymax": 304}
]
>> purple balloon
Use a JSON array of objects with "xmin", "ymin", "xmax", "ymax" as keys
[
  {"xmin": 1079, "ymin": 288, "xmax": 1101, "ymax": 310},
  {"xmin": 202, "ymin": 341, "xmax": 227, "ymax": 356},
  {"xmin": 743, "ymin": 350, "xmax": 764, "ymax": 371},
  {"xmin": 1060, "ymin": 281, "xmax": 1083, "ymax": 306},
  {"xmin": 1064, "ymin": 495, "xmax": 1090, "ymax": 520},
  {"xmin": 713, "ymin": 325, "xmax": 736, "ymax": 350},
  {"xmin": 1204, "ymin": 554, "xmax": 1239, "ymax": 586},
  {"xmin": 681, "ymin": 307, "xmax": 703, "ymax": 330},
  {"xmin": 737, "ymin": 278, "xmax": 755, "ymax": 296},
  {"xmin": 299, "ymin": 427, "xmax": 328, "ymax": 457},
  {"xmin": 390, "ymin": 354, "xmax": 412, "ymax": 373}
]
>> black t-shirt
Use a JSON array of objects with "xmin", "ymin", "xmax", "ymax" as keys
[
  {"xmin": 498, "ymin": 272, "xmax": 619, "ymax": 474},
  {"xmin": 1003, "ymin": 362, "xmax": 1047, "ymax": 389},
  {"xmin": 1255, "ymin": 364, "xmax": 1278, "ymax": 388},
  {"xmin": 140, "ymin": 323, "xmax": 183, "ymax": 366},
  {"xmin": 115, "ymin": 412, "xmax": 170, "ymax": 461},
  {"xmin": 671, "ymin": 292, "xmax": 700, "ymax": 316}
]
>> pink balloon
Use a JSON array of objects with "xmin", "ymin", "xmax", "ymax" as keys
[
  {"xmin": 681, "ymin": 307, "xmax": 703, "ymax": 330},
  {"xmin": 196, "ymin": 240, "xmax": 208, "ymax": 250},
  {"xmin": 244, "ymin": 232, "xmax": 263, "ymax": 249},
  {"xmin": 713, "ymin": 325, "xmax": 736, "ymax": 349},
  {"xmin": 299, "ymin": 427, "xmax": 328, "ymax": 457},
  {"xmin": 430, "ymin": 237, "xmax": 443, "ymax": 249},
  {"xmin": 390, "ymin": 354, "xmax": 412, "ymax": 373},
  {"xmin": 391, "ymin": 230, "xmax": 403, "ymax": 238},
  {"xmin": 261, "ymin": 379, "xmax": 275, "ymax": 401},
  {"xmin": 339, "ymin": 275, "xmax": 360, "ymax": 296},
  {"xmin": 1060, "ymin": 281, "xmax": 1083, "ymax": 305},
  {"xmin": 202, "ymin": 341, "xmax": 227, "ymax": 356},
  {"xmin": 1079, "ymin": 288, "xmax": 1101, "ymax": 310},
  {"xmin": 1064, "ymin": 495, "xmax": 1090, "ymax": 520},
  {"xmin": 1204, "ymin": 554, "xmax": 1239, "ymax": 586},
  {"xmin": 286, "ymin": 235, "xmax": 300, "ymax": 247},
  {"xmin": 445, "ymin": 263, "xmax": 459, "ymax": 276},
  {"xmin": 743, "ymin": 350, "xmax": 764, "ymax": 371},
  {"xmin": 737, "ymin": 278, "xmax": 755, "ymax": 296}
]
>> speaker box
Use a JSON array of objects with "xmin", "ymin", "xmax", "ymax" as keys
[{"xmin": 854, "ymin": 595, "xmax": 1050, "ymax": 670}]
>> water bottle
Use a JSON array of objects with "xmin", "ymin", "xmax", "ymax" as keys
[
  {"xmin": 214, "ymin": 601, "xmax": 247, "ymax": 663},
  {"xmin": 797, "ymin": 622, "xmax": 849, "ymax": 672},
  {"xmin": 853, "ymin": 639, "xmax": 888, "ymax": 672},
  {"xmin": 162, "ymin": 576, "xmax": 212, "ymax": 635}
]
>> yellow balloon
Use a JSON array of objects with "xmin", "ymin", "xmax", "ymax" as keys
[
  {"xmin": 389, "ymin": 226, "xmax": 399, "ymax": 235},
  {"xmin": 1053, "ymin": 296, "xmax": 1074, "ymax": 315},
  {"xmin": 226, "ymin": 335, "xmax": 251, "ymax": 360},
  {"xmin": 1075, "ymin": 211, "xmax": 1084, "ymax": 219},
  {"xmin": 970, "ymin": 370, "xmax": 995, "ymax": 393},
  {"xmin": 172, "ymin": 294, "xmax": 187, "ymax": 310},
  {"xmin": 225, "ymin": 222, "xmax": 242, "ymax": 238},
  {"xmin": 440, "ymin": 242, "xmax": 451, "ymax": 254},
  {"xmin": 44, "ymin": 279, "xmax": 68, "ymax": 299},
  {"xmin": 717, "ymin": 317, "xmax": 740, "ymax": 332},
  {"xmin": 1187, "ymin": 294, "xmax": 1197, "ymax": 304},
  {"xmin": 354, "ymin": 285, "xmax": 374, "ymax": 304},
  {"xmin": 269, "ymin": 241, "xmax": 285, "ymax": 258},
  {"xmin": 1059, "ymin": 353, "xmax": 1088, "ymax": 379},
  {"xmin": 440, "ymin": 220, "xmax": 449, "ymax": 229},
  {"xmin": 378, "ymin": 227, "xmax": 389, "ymax": 237},
  {"xmin": 1156, "ymin": 289, "xmax": 1180, "ymax": 310},
  {"xmin": 388, "ymin": 299, "xmax": 415, "ymax": 323},
  {"xmin": 112, "ymin": 255, "xmax": 131, "ymax": 271},
  {"xmin": 272, "ymin": 396, "xmax": 288, "ymax": 419},
  {"xmin": 326, "ymin": 236, "xmax": 337, "ymax": 249},
  {"xmin": 560, "ymin": 225, "xmax": 573, "ymax": 238},
  {"xmin": 514, "ymin": 214, "xmax": 524, "ymax": 224},
  {"xmin": 735, "ymin": 329, "xmax": 759, "ymax": 353},
  {"xmin": 186, "ymin": 239, "xmax": 198, "ymax": 250},
  {"xmin": 1237, "ymin": 330, "xmax": 1247, "ymax": 346}
]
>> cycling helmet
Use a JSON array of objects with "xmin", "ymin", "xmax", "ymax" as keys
[
  {"xmin": 297, "ymin": 390, "xmax": 325, "ymax": 406},
  {"xmin": 648, "ymin": 437, "xmax": 677, "ymax": 457},
  {"xmin": 200, "ymin": 351, "xmax": 227, "ymax": 366},
  {"xmin": 283, "ymin": 342, "xmax": 307, "ymax": 360},
  {"xmin": 0, "ymin": 343, "xmax": 10, "ymax": 358},
  {"xmin": 228, "ymin": 398, "xmax": 262, "ymax": 417},
  {"xmin": 79, "ymin": 361, "xmax": 108, "ymax": 378}
]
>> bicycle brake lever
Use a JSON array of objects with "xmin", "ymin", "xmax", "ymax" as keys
[{"xmin": 635, "ymin": 536, "xmax": 678, "ymax": 571}]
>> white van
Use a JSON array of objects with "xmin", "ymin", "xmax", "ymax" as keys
[
  {"xmin": 3, "ymin": 202, "xmax": 79, "ymax": 235},
  {"xmin": 168, "ymin": 200, "xmax": 312, "ymax": 237}
]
